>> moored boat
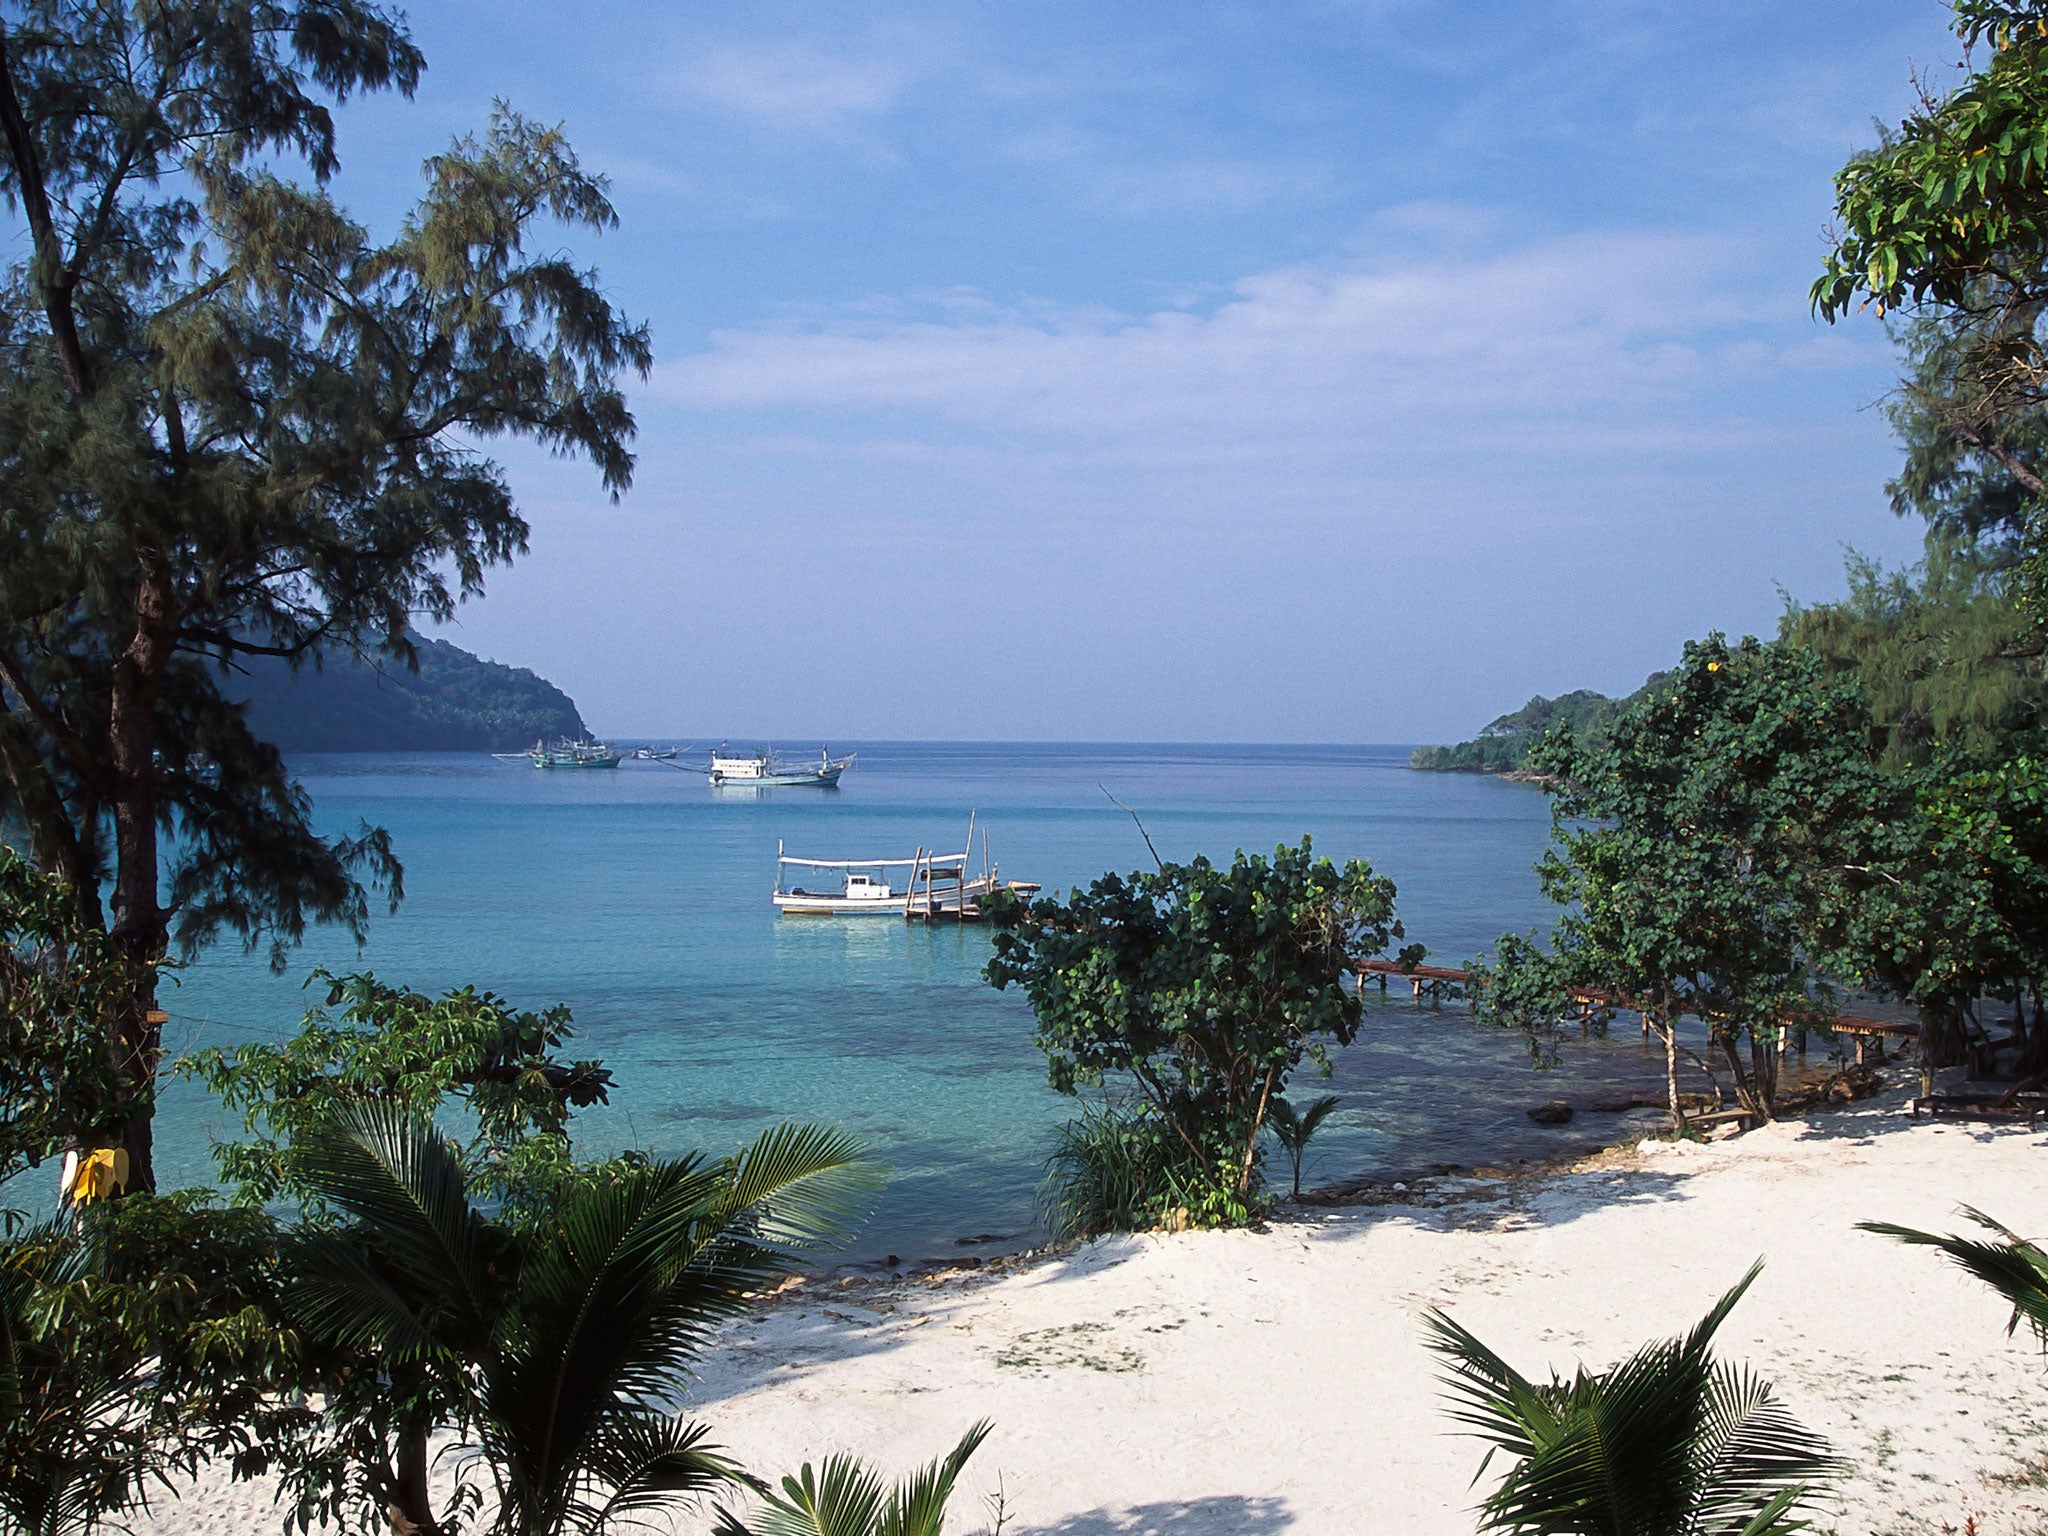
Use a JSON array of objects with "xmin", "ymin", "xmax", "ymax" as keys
[
  {"xmin": 514, "ymin": 737, "xmax": 622, "ymax": 769},
  {"xmin": 705, "ymin": 746, "xmax": 853, "ymax": 787},
  {"xmin": 772, "ymin": 818, "xmax": 1037, "ymax": 919}
]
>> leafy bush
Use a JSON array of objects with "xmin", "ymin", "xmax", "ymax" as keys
[
  {"xmin": 1040, "ymin": 1098, "xmax": 1216, "ymax": 1238},
  {"xmin": 988, "ymin": 838, "xmax": 1403, "ymax": 1230}
]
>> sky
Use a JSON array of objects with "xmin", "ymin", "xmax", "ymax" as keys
[{"xmin": 327, "ymin": 0, "xmax": 1964, "ymax": 742}]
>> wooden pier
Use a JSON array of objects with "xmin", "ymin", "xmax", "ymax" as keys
[
  {"xmin": 1354, "ymin": 958, "xmax": 1470, "ymax": 1000},
  {"xmin": 900, "ymin": 842, "xmax": 1039, "ymax": 924},
  {"xmin": 1352, "ymin": 960, "xmax": 1926, "ymax": 1063}
]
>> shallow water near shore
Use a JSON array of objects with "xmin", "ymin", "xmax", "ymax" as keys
[{"xmin": 157, "ymin": 743, "xmax": 1724, "ymax": 1260}]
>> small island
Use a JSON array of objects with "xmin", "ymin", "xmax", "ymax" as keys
[{"xmin": 231, "ymin": 636, "xmax": 588, "ymax": 753}]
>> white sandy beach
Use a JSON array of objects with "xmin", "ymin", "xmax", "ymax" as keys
[{"xmin": 144, "ymin": 1097, "xmax": 2047, "ymax": 1536}]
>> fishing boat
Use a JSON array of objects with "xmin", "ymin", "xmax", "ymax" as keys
[
  {"xmin": 631, "ymin": 746, "xmax": 680, "ymax": 761},
  {"xmin": 497, "ymin": 737, "xmax": 622, "ymax": 769},
  {"xmin": 701, "ymin": 746, "xmax": 853, "ymax": 787},
  {"xmin": 773, "ymin": 816, "xmax": 1038, "ymax": 919}
]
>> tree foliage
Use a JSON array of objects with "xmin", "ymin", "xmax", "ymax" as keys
[
  {"xmin": 0, "ymin": 1195, "xmax": 304, "ymax": 1536},
  {"xmin": 0, "ymin": 847, "xmax": 142, "ymax": 1189},
  {"xmin": 182, "ymin": 970, "xmax": 613, "ymax": 1214},
  {"xmin": 985, "ymin": 838, "xmax": 1404, "ymax": 1226},
  {"xmin": 0, "ymin": 0, "xmax": 648, "ymax": 1188},
  {"xmin": 1816, "ymin": 2, "xmax": 2048, "ymax": 608},
  {"xmin": 1780, "ymin": 543, "xmax": 2044, "ymax": 767},
  {"xmin": 1478, "ymin": 638, "xmax": 1874, "ymax": 1118}
]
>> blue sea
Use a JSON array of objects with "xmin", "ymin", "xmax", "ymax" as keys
[{"xmin": 156, "ymin": 743, "xmax": 1695, "ymax": 1260}]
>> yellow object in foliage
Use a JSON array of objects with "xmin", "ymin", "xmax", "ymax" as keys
[{"xmin": 63, "ymin": 1146, "xmax": 129, "ymax": 1204}]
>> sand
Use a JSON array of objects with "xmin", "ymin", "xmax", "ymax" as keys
[{"xmin": 140, "ymin": 1095, "xmax": 2048, "ymax": 1536}]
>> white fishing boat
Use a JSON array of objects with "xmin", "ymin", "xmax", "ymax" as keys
[
  {"xmin": 772, "ymin": 851, "xmax": 910, "ymax": 915},
  {"xmin": 709, "ymin": 746, "xmax": 852, "ymax": 787},
  {"xmin": 772, "ymin": 816, "xmax": 1038, "ymax": 919}
]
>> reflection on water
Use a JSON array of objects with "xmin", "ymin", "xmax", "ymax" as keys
[{"xmin": 159, "ymin": 743, "xmax": 1732, "ymax": 1260}]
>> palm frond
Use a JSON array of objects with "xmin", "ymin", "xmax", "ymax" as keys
[
  {"xmin": 289, "ymin": 1228, "xmax": 447, "ymax": 1361},
  {"xmin": 715, "ymin": 1454, "xmax": 888, "ymax": 1536},
  {"xmin": 1428, "ymin": 1264, "xmax": 1834, "ymax": 1536},
  {"xmin": 1860, "ymin": 1209, "xmax": 2048, "ymax": 1348},
  {"xmin": 288, "ymin": 1103, "xmax": 496, "ymax": 1344},
  {"xmin": 1692, "ymin": 1363, "xmax": 1837, "ymax": 1534},
  {"xmin": 570, "ymin": 1410, "xmax": 751, "ymax": 1535},
  {"xmin": 721, "ymin": 1124, "xmax": 882, "ymax": 1254},
  {"xmin": 1421, "ymin": 1307, "xmax": 1561, "ymax": 1462},
  {"xmin": 715, "ymin": 1424, "xmax": 990, "ymax": 1536},
  {"xmin": 878, "ymin": 1420, "xmax": 992, "ymax": 1536}
]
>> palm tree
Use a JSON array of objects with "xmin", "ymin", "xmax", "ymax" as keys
[
  {"xmin": 0, "ymin": 1225, "xmax": 142, "ymax": 1536},
  {"xmin": 289, "ymin": 1103, "xmax": 879, "ymax": 1536},
  {"xmin": 1859, "ymin": 1208, "xmax": 2048, "ymax": 1348},
  {"xmin": 1423, "ymin": 1262, "xmax": 1836, "ymax": 1536},
  {"xmin": 712, "ymin": 1422, "xmax": 992, "ymax": 1536},
  {"xmin": 1265, "ymin": 1095, "xmax": 1342, "ymax": 1199}
]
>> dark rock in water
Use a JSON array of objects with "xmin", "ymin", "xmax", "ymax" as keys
[
  {"xmin": 1586, "ymin": 1092, "xmax": 1664, "ymax": 1114},
  {"xmin": 1527, "ymin": 1100, "xmax": 1575, "ymax": 1125},
  {"xmin": 955, "ymin": 1233, "xmax": 1008, "ymax": 1246}
]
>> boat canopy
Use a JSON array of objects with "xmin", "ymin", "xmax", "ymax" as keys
[{"xmin": 776, "ymin": 850, "xmax": 966, "ymax": 871}]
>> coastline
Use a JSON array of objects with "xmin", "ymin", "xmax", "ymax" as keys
[{"xmin": 135, "ymin": 1088, "xmax": 2048, "ymax": 1536}]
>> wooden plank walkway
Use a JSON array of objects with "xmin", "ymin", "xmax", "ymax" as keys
[{"xmin": 1352, "ymin": 961, "xmax": 1926, "ymax": 1059}]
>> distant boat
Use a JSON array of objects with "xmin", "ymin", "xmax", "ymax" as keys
[
  {"xmin": 632, "ymin": 746, "xmax": 680, "ymax": 761},
  {"xmin": 676, "ymin": 746, "xmax": 853, "ymax": 787},
  {"xmin": 498, "ymin": 737, "xmax": 622, "ymax": 769},
  {"xmin": 773, "ymin": 815, "xmax": 1037, "ymax": 919}
]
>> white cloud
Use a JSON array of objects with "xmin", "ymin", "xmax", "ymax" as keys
[
  {"xmin": 652, "ymin": 224, "xmax": 1859, "ymax": 480},
  {"xmin": 686, "ymin": 44, "xmax": 913, "ymax": 131}
]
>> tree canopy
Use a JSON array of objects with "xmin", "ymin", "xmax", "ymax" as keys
[
  {"xmin": 0, "ymin": 1, "xmax": 647, "ymax": 1186},
  {"xmin": 985, "ymin": 838, "xmax": 1404, "ymax": 1224}
]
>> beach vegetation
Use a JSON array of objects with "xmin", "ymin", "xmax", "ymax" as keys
[
  {"xmin": 711, "ymin": 1421, "xmax": 992, "ymax": 1536},
  {"xmin": 276, "ymin": 1103, "xmax": 878, "ymax": 1536},
  {"xmin": 1038, "ymin": 1098, "xmax": 1207, "ymax": 1238},
  {"xmin": 1815, "ymin": 0, "xmax": 2048, "ymax": 617},
  {"xmin": 1426, "ymin": 1262, "xmax": 1836, "ymax": 1536},
  {"xmin": 1860, "ymin": 1209, "xmax": 2048, "ymax": 1351},
  {"xmin": 0, "ymin": 848, "xmax": 145, "ymax": 1192},
  {"xmin": 1265, "ymin": 1094, "xmax": 1343, "ymax": 1200},
  {"xmin": 0, "ymin": 1194, "xmax": 304, "ymax": 1536},
  {"xmin": 0, "ymin": 0, "xmax": 649, "ymax": 1191},
  {"xmin": 183, "ymin": 970, "xmax": 614, "ymax": 1215},
  {"xmin": 986, "ymin": 838, "xmax": 1403, "ymax": 1228},
  {"xmin": 1475, "ymin": 638, "xmax": 1874, "ymax": 1121}
]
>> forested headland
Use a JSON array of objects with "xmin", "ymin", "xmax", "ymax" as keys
[
  {"xmin": 231, "ymin": 637, "xmax": 588, "ymax": 753},
  {"xmin": 1409, "ymin": 677, "xmax": 1664, "ymax": 773}
]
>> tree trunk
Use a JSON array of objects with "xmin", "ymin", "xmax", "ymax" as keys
[
  {"xmin": 1237, "ymin": 1064, "xmax": 1280, "ymax": 1198},
  {"xmin": 1718, "ymin": 1031, "xmax": 1765, "ymax": 1120},
  {"xmin": 103, "ymin": 558, "xmax": 174, "ymax": 1193},
  {"xmin": 1659, "ymin": 1011, "xmax": 1686, "ymax": 1137},
  {"xmin": 388, "ymin": 1415, "xmax": 438, "ymax": 1536},
  {"xmin": 1747, "ymin": 1027, "xmax": 1779, "ymax": 1119}
]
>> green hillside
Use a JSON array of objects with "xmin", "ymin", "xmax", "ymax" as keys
[
  {"xmin": 1410, "ymin": 675, "xmax": 1664, "ymax": 773},
  {"xmin": 232, "ymin": 637, "xmax": 588, "ymax": 752}
]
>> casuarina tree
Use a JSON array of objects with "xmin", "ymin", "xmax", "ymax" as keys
[{"xmin": 0, "ymin": 2, "xmax": 649, "ymax": 1188}]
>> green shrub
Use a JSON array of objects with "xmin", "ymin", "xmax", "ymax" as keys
[{"xmin": 1039, "ymin": 1098, "xmax": 1245, "ymax": 1238}]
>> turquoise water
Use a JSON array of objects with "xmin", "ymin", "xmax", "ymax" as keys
[{"xmin": 157, "ymin": 743, "xmax": 1690, "ymax": 1259}]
